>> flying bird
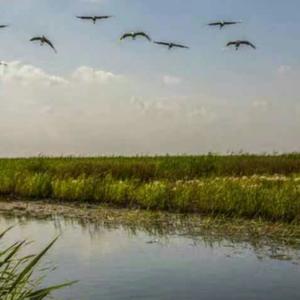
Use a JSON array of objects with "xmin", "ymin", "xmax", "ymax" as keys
[
  {"xmin": 76, "ymin": 16, "xmax": 112, "ymax": 24},
  {"xmin": 208, "ymin": 21, "xmax": 241, "ymax": 29},
  {"xmin": 30, "ymin": 36, "xmax": 57, "ymax": 53},
  {"xmin": 120, "ymin": 32, "xmax": 151, "ymax": 42},
  {"xmin": 226, "ymin": 40, "xmax": 256, "ymax": 50},
  {"xmin": 153, "ymin": 41, "xmax": 189, "ymax": 50}
]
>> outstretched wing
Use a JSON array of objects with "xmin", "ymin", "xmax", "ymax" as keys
[
  {"xmin": 242, "ymin": 41, "xmax": 256, "ymax": 49},
  {"xmin": 134, "ymin": 32, "xmax": 151, "ymax": 41},
  {"xmin": 153, "ymin": 41, "xmax": 170, "ymax": 47},
  {"xmin": 120, "ymin": 33, "xmax": 133, "ymax": 40},
  {"xmin": 173, "ymin": 43, "xmax": 189, "ymax": 49},
  {"xmin": 44, "ymin": 37, "xmax": 57, "ymax": 53},
  {"xmin": 223, "ymin": 21, "xmax": 241, "ymax": 25},
  {"xmin": 30, "ymin": 37, "xmax": 42, "ymax": 42},
  {"xmin": 226, "ymin": 41, "xmax": 236, "ymax": 47},
  {"xmin": 77, "ymin": 16, "xmax": 94, "ymax": 20},
  {"xmin": 208, "ymin": 22, "xmax": 221, "ymax": 26},
  {"xmin": 94, "ymin": 16, "xmax": 112, "ymax": 20},
  {"xmin": 0, "ymin": 25, "xmax": 8, "ymax": 28}
]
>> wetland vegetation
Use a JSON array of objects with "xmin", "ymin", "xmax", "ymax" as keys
[
  {"xmin": 0, "ymin": 154, "xmax": 300, "ymax": 299},
  {"xmin": 0, "ymin": 155, "xmax": 299, "ymax": 223},
  {"xmin": 0, "ymin": 227, "xmax": 75, "ymax": 300}
]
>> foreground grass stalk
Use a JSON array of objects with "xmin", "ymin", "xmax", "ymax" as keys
[{"xmin": 0, "ymin": 228, "xmax": 76, "ymax": 300}]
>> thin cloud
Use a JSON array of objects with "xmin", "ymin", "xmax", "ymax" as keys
[
  {"xmin": 0, "ymin": 62, "xmax": 299, "ymax": 156},
  {"xmin": 277, "ymin": 65, "xmax": 292, "ymax": 75},
  {"xmin": 71, "ymin": 66, "xmax": 121, "ymax": 83},
  {"xmin": 0, "ymin": 61, "xmax": 68, "ymax": 86},
  {"xmin": 252, "ymin": 100, "xmax": 270, "ymax": 109},
  {"xmin": 162, "ymin": 75, "xmax": 182, "ymax": 86}
]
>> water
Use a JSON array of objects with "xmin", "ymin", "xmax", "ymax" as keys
[{"xmin": 1, "ymin": 214, "xmax": 300, "ymax": 300}]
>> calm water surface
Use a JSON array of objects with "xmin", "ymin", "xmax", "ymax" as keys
[{"xmin": 1, "ymin": 214, "xmax": 300, "ymax": 300}]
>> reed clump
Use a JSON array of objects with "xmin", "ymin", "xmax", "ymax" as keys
[
  {"xmin": 0, "ymin": 227, "xmax": 76, "ymax": 300},
  {"xmin": 0, "ymin": 155, "xmax": 299, "ymax": 223},
  {"xmin": 0, "ymin": 154, "xmax": 300, "ymax": 180}
]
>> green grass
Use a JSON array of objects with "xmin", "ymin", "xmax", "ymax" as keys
[
  {"xmin": 0, "ymin": 227, "xmax": 76, "ymax": 300},
  {"xmin": 1, "ymin": 154, "xmax": 300, "ymax": 180},
  {"xmin": 0, "ymin": 155, "xmax": 299, "ymax": 223}
]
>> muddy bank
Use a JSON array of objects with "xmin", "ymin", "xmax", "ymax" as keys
[{"xmin": 1, "ymin": 198, "xmax": 300, "ymax": 251}]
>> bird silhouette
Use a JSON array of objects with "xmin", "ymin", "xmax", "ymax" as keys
[
  {"xmin": 208, "ymin": 21, "xmax": 241, "ymax": 29},
  {"xmin": 120, "ymin": 32, "xmax": 151, "ymax": 42},
  {"xmin": 76, "ymin": 16, "xmax": 112, "ymax": 24},
  {"xmin": 226, "ymin": 40, "xmax": 256, "ymax": 50},
  {"xmin": 153, "ymin": 41, "xmax": 189, "ymax": 50},
  {"xmin": 30, "ymin": 36, "xmax": 57, "ymax": 53}
]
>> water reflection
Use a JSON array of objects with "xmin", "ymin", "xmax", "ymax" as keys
[
  {"xmin": 1, "ymin": 213, "xmax": 300, "ymax": 263},
  {"xmin": 1, "ymin": 214, "xmax": 300, "ymax": 300}
]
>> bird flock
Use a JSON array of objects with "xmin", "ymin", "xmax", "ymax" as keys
[{"xmin": 0, "ymin": 16, "xmax": 256, "ymax": 55}]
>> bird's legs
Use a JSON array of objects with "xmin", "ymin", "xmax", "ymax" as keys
[{"xmin": 93, "ymin": 18, "xmax": 96, "ymax": 24}]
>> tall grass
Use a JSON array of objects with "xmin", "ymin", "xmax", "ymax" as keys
[
  {"xmin": 0, "ymin": 155, "xmax": 299, "ymax": 223},
  {"xmin": 0, "ymin": 172, "xmax": 299, "ymax": 223},
  {"xmin": 0, "ymin": 154, "xmax": 300, "ymax": 181},
  {"xmin": 0, "ymin": 227, "xmax": 76, "ymax": 300}
]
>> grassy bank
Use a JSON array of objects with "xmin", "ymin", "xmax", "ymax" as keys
[
  {"xmin": 0, "ymin": 156, "xmax": 299, "ymax": 223},
  {"xmin": 1, "ymin": 154, "xmax": 300, "ymax": 180},
  {"xmin": 2, "ymin": 201, "xmax": 300, "ymax": 256}
]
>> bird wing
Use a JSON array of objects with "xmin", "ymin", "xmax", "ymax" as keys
[
  {"xmin": 173, "ymin": 43, "xmax": 189, "ymax": 49},
  {"xmin": 153, "ymin": 41, "xmax": 170, "ymax": 47},
  {"xmin": 76, "ymin": 16, "xmax": 93, "ymax": 20},
  {"xmin": 43, "ymin": 37, "xmax": 57, "ymax": 53},
  {"xmin": 120, "ymin": 33, "xmax": 133, "ymax": 40},
  {"xmin": 0, "ymin": 25, "xmax": 8, "ymax": 28},
  {"xmin": 94, "ymin": 16, "xmax": 112, "ymax": 20},
  {"xmin": 242, "ymin": 41, "xmax": 256, "ymax": 49},
  {"xmin": 226, "ymin": 41, "xmax": 236, "ymax": 47},
  {"xmin": 134, "ymin": 32, "xmax": 151, "ymax": 41},
  {"xmin": 30, "ymin": 37, "xmax": 42, "ymax": 42},
  {"xmin": 208, "ymin": 22, "xmax": 221, "ymax": 26},
  {"xmin": 223, "ymin": 21, "xmax": 240, "ymax": 25}
]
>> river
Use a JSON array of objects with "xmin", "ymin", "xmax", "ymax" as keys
[{"xmin": 1, "ymin": 214, "xmax": 300, "ymax": 300}]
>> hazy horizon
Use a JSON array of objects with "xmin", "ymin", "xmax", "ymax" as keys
[{"xmin": 1, "ymin": 0, "xmax": 299, "ymax": 156}]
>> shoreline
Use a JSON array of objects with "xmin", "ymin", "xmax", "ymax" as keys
[
  {"xmin": 0, "ymin": 174, "xmax": 299, "ymax": 223},
  {"xmin": 1, "ymin": 198, "xmax": 300, "ymax": 249}
]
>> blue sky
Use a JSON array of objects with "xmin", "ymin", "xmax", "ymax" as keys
[
  {"xmin": 2, "ymin": 0, "xmax": 300, "ymax": 73},
  {"xmin": 0, "ymin": 0, "xmax": 299, "ymax": 155}
]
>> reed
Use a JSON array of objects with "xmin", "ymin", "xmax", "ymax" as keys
[
  {"xmin": 0, "ymin": 172, "xmax": 299, "ymax": 223},
  {"xmin": 0, "ymin": 154, "xmax": 300, "ymax": 181},
  {"xmin": 0, "ymin": 227, "xmax": 76, "ymax": 300},
  {"xmin": 0, "ymin": 155, "xmax": 299, "ymax": 223}
]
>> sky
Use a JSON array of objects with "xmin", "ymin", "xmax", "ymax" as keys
[{"xmin": 0, "ymin": 0, "xmax": 299, "ymax": 156}]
